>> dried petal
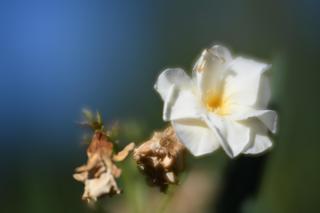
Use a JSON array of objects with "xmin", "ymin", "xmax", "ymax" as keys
[
  {"xmin": 113, "ymin": 142, "xmax": 135, "ymax": 162},
  {"xmin": 133, "ymin": 126, "xmax": 186, "ymax": 191},
  {"xmin": 73, "ymin": 131, "xmax": 134, "ymax": 202},
  {"xmin": 82, "ymin": 172, "xmax": 121, "ymax": 202}
]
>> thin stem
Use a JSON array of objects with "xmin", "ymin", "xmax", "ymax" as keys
[{"xmin": 157, "ymin": 185, "xmax": 177, "ymax": 213}]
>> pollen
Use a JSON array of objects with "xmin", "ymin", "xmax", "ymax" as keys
[{"xmin": 205, "ymin": 90, "xmax": 229, "ymax": 115}]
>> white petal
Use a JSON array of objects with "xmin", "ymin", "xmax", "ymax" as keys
[
  {"xmin": 172, "ymin": 119, "xmax": 220, "ymax": 156},
  {"xmin": 155, "ymin": 68, "xmax": 203, "ymax": 121},
  {"xmin": 256, "ymin": 74, "xmax": 271, "ymax": 108},
  {"xmin": 163, "ymin": 85, "xmax": 204, "ymax": 121},
  {"xmin": 244, "ymin": 134, "xmax": 272, "ymax": 154},
  {"xmin": 204, "ymin": 114, "xmax": 251, "ymax": 158},
  {"xmin": 154, "ymin": 68, "xmax": 192, "ymax": 101},
  {"xmin": 224, "ymin": 57, "xmax": 271, "ymax": 108},
  {"xmin": 243, "ymin": 120, "xmax": 273, "ymax": 154},
  {"xmin": 230, "ymin": 109, "xmax": 278, "ymax": 133},
  {"xmin": 192, "ymin": 45, "xmax": 233, "ymax": 98}
]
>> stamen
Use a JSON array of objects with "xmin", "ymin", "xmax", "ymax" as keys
[{"xmin": 204, "ymin": 90, "xmax": 229, "ymax": 115}]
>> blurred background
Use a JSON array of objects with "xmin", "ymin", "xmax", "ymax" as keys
[{"xmin": 1, "ymin": 0, "xmax": 320, "ymax": 212}]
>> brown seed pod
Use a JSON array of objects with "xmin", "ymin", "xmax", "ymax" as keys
[{"xmin": 133, "ymin": 126, "xmax": 186, "ymax": 191}]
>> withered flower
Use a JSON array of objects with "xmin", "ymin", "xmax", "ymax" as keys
[
  {"xmin": 133, "ymin": 126, "xmax": 186, "ymax": 191},
  {"xmin": 73, "ymin": 111, "xmax": 134, "ymax": 202}
]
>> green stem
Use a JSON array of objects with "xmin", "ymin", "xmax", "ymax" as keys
[{"xmin": 157, "ymin": 185, "xmax": 177, "ymax": 213}]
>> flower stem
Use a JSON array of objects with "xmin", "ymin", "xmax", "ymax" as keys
[{"xmin": 157, "ymin": 185, "xmax": 176, "ymax": 213}]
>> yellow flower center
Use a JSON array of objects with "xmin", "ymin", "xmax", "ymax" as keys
[{"xmin": 204, "ymin": 90, "xmax": 229, "ymax": 116}]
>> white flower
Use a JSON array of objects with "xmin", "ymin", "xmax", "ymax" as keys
[{"xmin": 154, "ymin": 45, "xmax": 277, "ymax": 158}]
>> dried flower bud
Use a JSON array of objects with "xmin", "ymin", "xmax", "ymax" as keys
[
  {"xmin": 73, "ymin": 131, "xmax": 134, "ymax": 202},
  {"xmin": 133, "ymin": 126, "xmax": 186, "ymax": 191}
]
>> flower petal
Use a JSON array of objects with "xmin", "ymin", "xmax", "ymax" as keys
[
  {"xmin": 154, "ymin": 68, "xmax": 192, "ymax": 101},
  {"xmin": 172, "ymin": 119, "xmax": 220, "ymax": 156},
  {"xmin": 243, "ymin": 120, "xmax": 273, "ymax": 154},
  {"xmin": 204, "ymin": 114, "xmax": 251, "ymax": 158},
  {"xmin": 193, "ymin": 45, "xmax": 232, "ymax": 98},
  {"xmin": 244, "ymin": 134, "xmax": 272, "ymax": 154},
  {"xmin": 155, "ymin": 68, "xmax": 204, "ymax": 121},
  {"xmin": 229, "ymin": 108, "xmax": 278, "ymax": 133},
  {"xmin": 224, "ymin": 57, "xmax": 271, "ymax": 108},
  {"xmin": 163, "ymin": 85, "xmax": 204, "ymax": 121}
]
